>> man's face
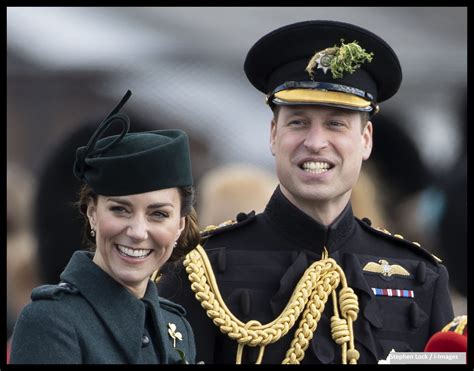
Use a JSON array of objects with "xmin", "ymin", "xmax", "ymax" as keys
[{"xmin": 270, "ymin": 105, "xmax": 373, "ymax": 208}]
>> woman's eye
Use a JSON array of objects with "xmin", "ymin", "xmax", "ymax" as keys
[
  {"xmin": 152, "ymin": 211, "xmax": 169, "ymax": 219},
  {"xmin": 110, "ymin": 206, "xmax": 128, "ymax": 213}
]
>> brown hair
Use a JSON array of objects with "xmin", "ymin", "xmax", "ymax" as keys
[
  {"xmin": 172, "ymin": 187, "xmax": 201, "ymax": 262},
  {"xmin": 75, "ymin": 184, "xmax": 201, "ymax": 262}
]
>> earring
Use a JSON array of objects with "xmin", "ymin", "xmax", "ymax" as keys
[
  {"xmin": 90, "ymin": 228, "xmax": 96, "ymax": 237},
  {"xmin": 173, "ymin": 242, "xmax": 177, "ymax": 249}
]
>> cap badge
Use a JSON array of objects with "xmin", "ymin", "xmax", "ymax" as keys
[
  {"xmin": 363, "ymin": 259, "xmax": 410, "ymax": 277},
  {"xmin": 313, "ymin": 47, "xmax": 338, "ymax": 75},
  {"xmin": 306, "ymin": 39, "xmax": 374, "ymax": 80},
  {"xmin": 168, "ymin": 322, "xmax": 183, "ymax": 348}
]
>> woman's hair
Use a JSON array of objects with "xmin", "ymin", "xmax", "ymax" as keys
[
  {"xmin": 75, "ymin": 184, "xmax": 200, "ymax": 262},
  {"xmin": 172, "ymin": 187, "xmax": 201, "ymax": 262}
]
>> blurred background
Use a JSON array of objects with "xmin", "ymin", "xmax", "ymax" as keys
[{"xmin": 6, "ymin": 6, "xmax": 467, "ymax": 342}]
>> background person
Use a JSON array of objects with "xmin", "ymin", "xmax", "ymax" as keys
[
  {"xmin": 7, "ymin": 162, "xmax": 40, "ymax": 362},
  {"xmin": 196, "ymin": 163, "xmax": 278, "ymax": 228}
]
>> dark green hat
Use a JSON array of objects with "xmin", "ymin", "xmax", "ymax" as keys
[
  {"xmin": 244, "ymin": 20, "xmax": 402, "ymax": 114},
  {"xmin": 73, "ymin": 91, "xmax": 193, "ymax": 196}
]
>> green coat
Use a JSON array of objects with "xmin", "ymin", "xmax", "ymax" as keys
[{"xmin": 10, "ymin": 251, "xmax": 196, "ymax": 364}]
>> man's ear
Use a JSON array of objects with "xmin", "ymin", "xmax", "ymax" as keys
[
  {"xmin": 362, "ymin": 120, "xmax": 373, "ymax": 161},
  {"xmin": 270, "ymin": 119, "xmax": 277, "ymax": 157}
]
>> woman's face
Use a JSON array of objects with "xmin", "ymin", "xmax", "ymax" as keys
[{"xmin": 87, "ymin": 188, "xmax": 185, "ymax": 298}]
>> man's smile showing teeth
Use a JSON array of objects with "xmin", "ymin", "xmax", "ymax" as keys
[
  {"xmin": 301, "ymin": 161, "xmax": 332, "ymax": 174},
  {"xmin": 116, "ymin": 244, "xmax": 152, "ymax": 259}
]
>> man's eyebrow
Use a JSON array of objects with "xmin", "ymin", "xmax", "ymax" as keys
[{"xmin": 285, "ymin": 110, "xmax": 307, "ymax": 116}]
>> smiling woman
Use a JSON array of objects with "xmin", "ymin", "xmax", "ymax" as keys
[
  {"xmin": 9, "ymin": 91, "xmax": 200, "ymax": 364},
  {"xmin": 83, "ymin": 188, "xmax": 185, "ymax": 299}
]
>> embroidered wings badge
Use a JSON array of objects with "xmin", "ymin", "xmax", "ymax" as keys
[{"xmin": 363, "ymin": 259, "xmax": 410, "ymax": 277}]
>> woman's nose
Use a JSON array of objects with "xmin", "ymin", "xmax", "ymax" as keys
[{"xmin": 126, "ymin": 216, "xmax": 148, "ymax": 241}]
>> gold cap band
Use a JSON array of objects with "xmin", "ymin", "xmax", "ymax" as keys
[{"xmin": 274, "ymin": 89, "xmax": 372, "ymax": 109}]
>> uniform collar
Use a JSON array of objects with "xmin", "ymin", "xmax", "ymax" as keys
[
  {"xmin": 59, "ymin": 251, "xmax": 170, "ymax": 364},
  {"xmin": 263, "ymin": 186, "xmax": 355, "ymax": 253}
]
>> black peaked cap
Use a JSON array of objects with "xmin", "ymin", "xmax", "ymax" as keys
[{"xmin": 244, "ymin": 20, "xmax": 402, "ymax": 108}]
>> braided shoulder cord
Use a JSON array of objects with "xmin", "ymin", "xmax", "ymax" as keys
[{"xmin": 183, "ymin": 245, "xmax": 359, "ymax": 364}]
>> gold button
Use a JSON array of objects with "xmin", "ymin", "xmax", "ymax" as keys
[{"xmin": 218, "ymin": 220, "xmax": 233, "ymax": 227}]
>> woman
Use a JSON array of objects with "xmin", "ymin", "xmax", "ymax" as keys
[{"xmin": 9, "ymin": 91, "xmax": 200, "ymax": 364}]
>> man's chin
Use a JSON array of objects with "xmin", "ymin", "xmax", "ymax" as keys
[{"xmin": 281, "ymin": 183, "xmax": 331, "ymax": 204}]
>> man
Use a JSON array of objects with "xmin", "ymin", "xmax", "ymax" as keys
[{"xmin": 158, "ymin": 20, "xmax": 454, "ymax": 364}]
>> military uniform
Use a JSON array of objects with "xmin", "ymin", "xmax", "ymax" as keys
[
  {"xmin": 157, "ymin": 20, "xmax": 455, "ymax": 364},
  {"xmin": 158, "ymin": 20, "xmax": 455, "ymax": 364},
  {"xmin": 10, "ymin": 251, "xmax": 196, "ymax": 364},
  {"xmin": 159, "ymin": 186, "xmax": 453, "ymax": 363}
]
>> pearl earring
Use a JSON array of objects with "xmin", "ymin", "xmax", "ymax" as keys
[
  {"xmin": 173, "ymin": 242, "xmax": 177, "ymax": 249},
  {"xmin": 90, "ymin": 228, "xmax": 96, "ymax": 237}
]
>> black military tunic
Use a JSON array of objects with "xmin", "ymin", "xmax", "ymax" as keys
[
  {"xmin": 10, "ymin": 251, "xmax": 196, "ymax": 364},
  {"xmin": 159, "ymin": 186, "xmax": 453, "ymax": 364}
]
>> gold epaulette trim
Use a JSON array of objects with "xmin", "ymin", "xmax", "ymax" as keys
[
  {"xmin": 151, "ymin": 270, "xmax": 162, "ymax": 283},
  {"xmin": 373, "ymin": 226, "xmax": 442, "ymax": 263},
  {"xmin": 442, "ymin": 315, "xmax": 467, "ymax": 334},
  {"xmin": 430, "ymin": 253, "xmax": 443, "ymax": 263},
  {"xmin": 200, "ymin": 219, "xmax": 237, "ymax": 235}
]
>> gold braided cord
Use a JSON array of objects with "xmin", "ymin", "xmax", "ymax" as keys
[{"xmin": 183, "ymin": 244, "xmax": 360, "ymax": 364}]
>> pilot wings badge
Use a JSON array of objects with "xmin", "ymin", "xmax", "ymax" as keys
[{"xmin": 363, "ymin": 259, "xmax": 410, "ymax": 278}]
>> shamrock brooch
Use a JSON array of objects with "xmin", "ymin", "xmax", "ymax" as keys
[{"xmin": 168, "ymin": 322, "xmax": 183, "ymax": 348}]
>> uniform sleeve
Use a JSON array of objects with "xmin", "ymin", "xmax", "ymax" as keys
[
  {"xmin": 429, "ymin": 264, "xmax": 455, "ymax": 334},
  {"xmin": 158, "ymin": 266, "xmax": 218, "ymax": 363},
  {"xmin": 9, "ymin": 301, "xmax": 82, "ymax": 364}
]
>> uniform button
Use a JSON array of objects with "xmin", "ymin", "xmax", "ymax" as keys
[
  {"xmin": 361, "ymin": 217, "xmax": 372, "ymax": 226},
  {"xmin": 236, "ymin": 212, "xmax": 248, "ymax": 222},
  {"xmin": 142, "ymin": 335, "xmax": 150, "ymax": 346}
]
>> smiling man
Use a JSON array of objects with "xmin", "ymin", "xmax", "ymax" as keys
[
  {"xmin": 159, "ymin": 20, "xmax": 454, "ymax": 364},
  {"xmin": 271, "ymin": 106, "xmax": 372, "ymax": 226}
]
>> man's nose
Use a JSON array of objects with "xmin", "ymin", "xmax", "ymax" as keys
[{"xmin": 303, "ymin": 124, "xmax": 329, "ymax": 152}]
